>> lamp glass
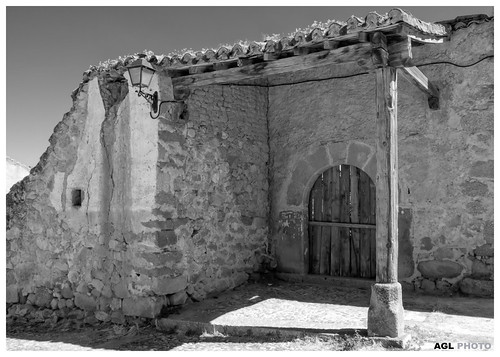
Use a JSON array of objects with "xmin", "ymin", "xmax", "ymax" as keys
[
  {"xmin": 140, "ymin": 66, "xmax": 155, "ymax": 88},
  {"xmin": 127, "ymin": 58, "xmax": 156, "ymax": 88},
  {"xmin": 127, "ymin": 66, "xmax": 143, "ymax": 87}
]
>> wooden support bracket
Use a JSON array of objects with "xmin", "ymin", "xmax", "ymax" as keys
[
  {"xmin": 399, "ymin": 66, "xmax": 440, "ymax": 109},
  {"xmin": 371, "ymin": 32, "xmax": 388, "ymax": 67},
  {"xmin": 388, "ymin": 37, "xmax": 413, "ymax": 67}
]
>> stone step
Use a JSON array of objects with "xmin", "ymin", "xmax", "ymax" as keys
[{"xmin": 156, "ymin": 316, "xmax": 411, "ymax": 348}]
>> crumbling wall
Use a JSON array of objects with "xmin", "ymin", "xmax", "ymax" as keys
[
  {"xmin": 268, "ymin": 19, "xmax": 493, "ymax": 296},
  {"xmin": 6, "ymin": 65, "xmax": 269, "ymax": 321}
]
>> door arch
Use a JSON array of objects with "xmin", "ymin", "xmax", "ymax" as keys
[{"xmin": 308, "ymin": 164, "xmax": 376, "ymax": 278}]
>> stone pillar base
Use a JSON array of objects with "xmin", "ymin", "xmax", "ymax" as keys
[{"xmin": 367, "ymin": 282, "xmax": 404, "ymax": 338}]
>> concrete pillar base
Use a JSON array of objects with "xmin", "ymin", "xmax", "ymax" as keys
[{"xmin": 367, "ymin": 282, "xmax": 404, "ymax": 338}]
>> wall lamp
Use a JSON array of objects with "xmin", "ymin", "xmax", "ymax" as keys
[{"xmin": 126, "ymin": 57, "xmax": 180, "ymax": 119}]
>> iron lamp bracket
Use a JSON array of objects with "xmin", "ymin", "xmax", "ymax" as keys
[{"xmin": 136, "ymin": 88, "xmax": 182, "ymax": 119}]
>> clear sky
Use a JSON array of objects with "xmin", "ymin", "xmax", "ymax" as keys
[{"xmin": 5, "ymin": 4, "xmax": 494, "ymax": 168}]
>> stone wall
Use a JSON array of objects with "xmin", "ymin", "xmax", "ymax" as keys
[
  {"xmin": 268, "ymin": 19, "xmax": 493, "ymax": 296},
  {"xmin": 6, "ymin": 65, "xmax": 269, "ymax": 320},
  {"xmin": 153, "ymin": 84, "xmax": 270, "ymax": 302},
  {"xmin": 6, "ymin": 18, "xmax": 494, "ymax": 324}
]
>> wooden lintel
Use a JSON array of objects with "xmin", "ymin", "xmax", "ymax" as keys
[
  {"xmin": 172, "ymin": 42, "xmax": 374, "ymax": 89},
  {"xmin": 170, "ymin": 31, "xmax": 449, "ymax": 90},
  {"xmin": 399, "ymin": 66, "xmax": 440, "ymax": 109}
]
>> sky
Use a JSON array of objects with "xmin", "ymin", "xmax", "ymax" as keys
[{"xmin": 4, "ymin": 3, "xmax": 495, "ymax": 168}]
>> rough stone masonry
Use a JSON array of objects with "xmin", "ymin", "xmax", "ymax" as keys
[
  {"xmin": 7, "ymin": 66, "xmax": 270, "ymax": 321},
  {"xmin": 6, "ymin": 15, "xmax": 493, "ymax": 322},
  {"xmin": 268, "ymin": 17, "xmax": 493, "ymax": 297}
]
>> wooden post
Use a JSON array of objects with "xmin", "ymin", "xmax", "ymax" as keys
[
  {"xmin": 368, "ymin": 32, "xmax": 404, "ymax": 338},
  {"xmin": 375, "ymin": 65, "xmax": 399, "ymax": 283}
]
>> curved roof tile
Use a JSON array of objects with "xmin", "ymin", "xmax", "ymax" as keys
[{"xmin": 86, "ymin": 9, "xmax": 492, "ymax": 79}]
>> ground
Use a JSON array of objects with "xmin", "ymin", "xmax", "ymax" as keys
[{"xmin": 5, "ymin": 275, "xmax": 494, "ymax": 351}]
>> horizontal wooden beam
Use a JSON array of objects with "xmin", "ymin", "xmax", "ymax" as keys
[
  {"xmin": 172, "ymin": 42, "xmax": 374, "ymax": 89},
  {"xmin": 399, "ymin": 66, "xmax": 440, "ymax": 109},
  {"xmin": 308, "ymin": 221, "xmax": 376, "ymax": 230},
  {"xmin": 170, "ymin": 28, "xmax": 449, "ymax": 94}
]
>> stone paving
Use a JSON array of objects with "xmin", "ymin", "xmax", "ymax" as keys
[
  {"xmin": 6, "ymin": 275, "xmax": 495, "ymax": 351},
  {"xmin": 158, "ymin": 275, "xmax": 494, "ymax": 349}
]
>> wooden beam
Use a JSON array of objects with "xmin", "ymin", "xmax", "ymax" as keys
[
  {"xmin": 388, "ymin": 37, "xmax": 412, "ymax": 68},
  {"xmin": 172, "ymin": 43, "xmax": 374, "ymax": 89},
  {"xmin": 213, "ymin": 59, "xmax": 239, "ymax": 71},
  {"xmin": 169, "ymin": 27, "xmax": 448, "ymax": 90},
  {"xmin": 371, "ymin": 32, "xmax": 388, "ymax": 67},
  {"xmin": 374, "ymin": 65, "xmax": 399, "ymax": 284},
  {"xmin": 323, "ymin": 40, "xmax": 340, "ymax": 50},
  {"xmin": 238, "ymin": 55, "xmax": 264, "ymax": 66},
  {"xmin": 399, "ymin": 66, "xmax": 440, "ymax": 109},
  {"xmin": 308, "ymin": 221, "xmax": 376, "ymax": 229}
]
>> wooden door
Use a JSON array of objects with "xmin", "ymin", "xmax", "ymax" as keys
[{"xmin": 308, "ymin": 165, "xmax": 376, "ymax": 278}]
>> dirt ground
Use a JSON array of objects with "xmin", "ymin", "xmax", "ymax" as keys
[{"xmin": 5, "ymin": 275, "xmax": 495, "ymax": 351}]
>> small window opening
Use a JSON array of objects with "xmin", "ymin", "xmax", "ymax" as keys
[{"xmin": 72, "ymin": 189, "xmax": 83, "ymax": 207}]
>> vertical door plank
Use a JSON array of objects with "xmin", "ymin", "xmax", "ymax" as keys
[
  {"xmin": 369, "ymin": 178, "xmax": 377, "ymax": 278},
  {"xmin": 350, "ymin": 166, "xmax": 360, "ymax": 277},
  {"xmin": 320, "ymin": 168, "xmax": 332, "ymax": 274},
  {"xmin": 310, "ymin": 174, "xmax": 323, "ymax": 274},
  {"xmin": 308, "ymin": 177, "xmax": 316, "ymax": 273},
  {"xmin": 358, "ymin": 170, "xmax": 371, "ymax": 278},
  {"xmin": 339, "ymin": 165, "xmax": 351, "ymax": 276},
  {"xmin": 308, "ymin": 183, "xmax": 314, "ymax": 274},
  {"xmin": 330, "ymin": 166, "xmax": 341, "ymax": 276}
]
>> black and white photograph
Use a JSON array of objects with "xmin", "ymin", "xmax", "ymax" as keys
[{"xmin": 3, "ymin": 2, "xmax": 495, "ymax": 352}]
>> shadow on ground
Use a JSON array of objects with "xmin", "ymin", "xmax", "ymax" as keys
[
  {"xmin": 161, "ymin": 274, "xmax": 493, "ymax": 322},
  {"xmin": 6, "ymin": 274, "xmax": 494, "ymax": 351}
]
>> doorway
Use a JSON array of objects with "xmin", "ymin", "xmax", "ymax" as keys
[{"xmin": 308, "ymin": 164, "xmax": 376, "ymax": 278}]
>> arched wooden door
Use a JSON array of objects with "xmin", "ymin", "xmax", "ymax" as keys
[{"xmin": 308, "ymin": 164, "xmax": 376, "ymax": 278}]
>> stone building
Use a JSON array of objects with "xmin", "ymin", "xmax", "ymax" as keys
[{"xmin": 6, "ymin": 9, "xmax": 493, "ymax": 323}]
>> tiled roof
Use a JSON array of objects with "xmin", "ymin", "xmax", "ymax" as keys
[
  {"xmin": 157, "ymin": 8, "xmax": 448, "ymax": 69},
  {"xmin": 85, "ymin": 9, "xmax": 491, "ymax": 79}
]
